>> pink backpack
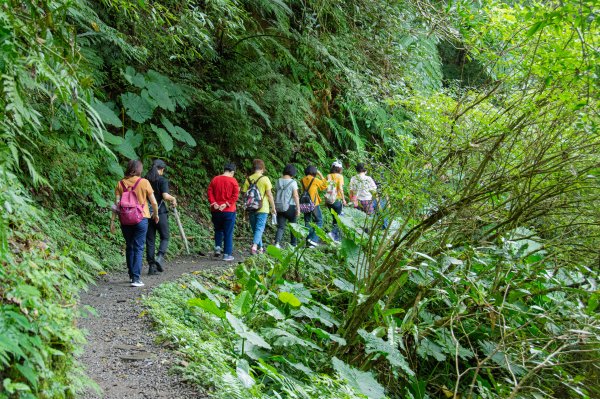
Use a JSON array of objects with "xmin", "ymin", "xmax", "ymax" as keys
[{"xmin": 118, "ymin": 178, "xmax": 145, "ymax": 225}]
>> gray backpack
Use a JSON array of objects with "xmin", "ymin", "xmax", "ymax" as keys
[{"xmin": 274, "ymin": 179, "xmax": 294, "ymax": 213}]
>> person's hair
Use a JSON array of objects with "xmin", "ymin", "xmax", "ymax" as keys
[
  {"xmin": 283, "ymin": 164, "xmax": 296, "ymax": 177},
  {"xmin": 252, "ymin": 159, "xmax": 265, "ymax": 172},
  {"xmin": 125, "ymin": 159, "xmax": 143, "ymax": 178},
  {"xmin": 224, "ymin": 162, "xmax": 236, "ymax": 172},
  {"xmin": 355, "ymin": 163, "xmax": 367, "ymax": 173},
  {"xmin": 330, "ymin": 163, "xmax": 342, "ymax": 174},
  {"xmin": 146, "ymin": 159, "xmax": 167, "ymax": 183},
  {"xmin": 304, "ymin": 165, "xmax": 318, "ymax": 176}
]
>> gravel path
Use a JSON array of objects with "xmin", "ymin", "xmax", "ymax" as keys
[{"xmin": 77, "ymin": 254, "xmax": 229, "ymax": 399}]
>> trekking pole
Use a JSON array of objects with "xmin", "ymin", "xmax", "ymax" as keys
[{"xmin": 171, "ymin": 206, "xmax": 190, "ymax": 255}]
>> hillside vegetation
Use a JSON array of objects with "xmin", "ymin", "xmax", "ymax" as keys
[{"xmin": 1, "ymin": 0, "xmax": 599, "ymax": 398}]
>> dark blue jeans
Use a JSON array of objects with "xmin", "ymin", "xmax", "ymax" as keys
[
  {"xmin": 121, "ymin": 218, "xmax": 148, "ymax": 281},
  {"xmin": 304, "ymin": 206, "xmax": 323, "ymax": 243},
  {"xmin": 212, "ymin": 211, "xmax": 236, "ymax": 256}
]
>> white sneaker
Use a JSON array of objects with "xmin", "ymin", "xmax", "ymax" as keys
[
  {"xmin": 223, "ymin": 255, "xmax": 235, "ymax": 262},
  {"xmin": 307, "ymin": 240, "xmax": 319, "ymax": 248},
  {"xmin": 214, "ymin": 246, "xmax": 222, "ymax": 257},
  {"xmin": 131, "ymin": 280, "xmax": 145, "ymax": 287},
  {"xmin": 327, "ymin": 232, "xmax": 336, "ymax": 241},
  {"xmin": 274, "ymin": 243, "xmax": 281, "ymax": 249}
]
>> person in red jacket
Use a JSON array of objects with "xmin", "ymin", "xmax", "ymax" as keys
[{"xmin": 208, "ymin": 163, "xmax": 240, "ymax": 261}]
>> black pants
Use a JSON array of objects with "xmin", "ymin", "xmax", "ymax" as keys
[
  {"xmin": 275, "ymin": 205, "xmax": 298, "ymax": 246},
  {"xmin": 146, "ymin": 212, "xmax": 169, "ymax": 263}
]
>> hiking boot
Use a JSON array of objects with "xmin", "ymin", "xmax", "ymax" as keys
[
  {"xmin": 148, "ymin": 263, "xmax": 158, "ymax": 275},
  {"xmin": 155, "ymin": 254, "xmax": 164, "ymax": 272},
  {"xmin": 131, "ymin": 280, "xmax": 145, "ymax": 287},
  {"xmin": 223, "ymin": 255, "xmax": 235, "ymax": 262}
]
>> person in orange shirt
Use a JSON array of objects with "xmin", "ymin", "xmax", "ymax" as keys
[
  {"xmin": 325, "ymin": 161, "xmax": 347, "ymax": 242},
  {"xmin": 111, "ymin": 160, "xmax": 159, "ymax": 287},
  {"xmin": 300, "ymin": 165, "xmax": 328, "ymax": 247}
]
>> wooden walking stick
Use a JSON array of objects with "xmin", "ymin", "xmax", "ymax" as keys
[{"xmin": 172, "ymin": 207, "xmax": 190, "ymax": 255}]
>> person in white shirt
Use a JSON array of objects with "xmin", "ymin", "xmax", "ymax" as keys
[{"xmin": 348, "ymin": 163, "xmax": 377, "ymax": 215}]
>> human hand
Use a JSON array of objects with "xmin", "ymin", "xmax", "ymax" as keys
[
  {"xmin": 218, "ymin": 203, "xmax": 227, "ymax": 211},
  {"xmin": 172, "ymin": 198, "xmax": 177, "ymax": 207},
  {"xmin": 153, "ymin": 214, "xmax": 160, "ymax": 223},
  {"xmin": 110, "ymin": 221, "xmax": 115, "ymax": 234},
  {"xmin": 211, "ymin": 202, "xmax": 219, "ymax": 210}
]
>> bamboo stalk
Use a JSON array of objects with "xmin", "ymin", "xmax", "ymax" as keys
[{"xmin": 172, "ymin": 207, "xmax": 190, "ymax": 254}]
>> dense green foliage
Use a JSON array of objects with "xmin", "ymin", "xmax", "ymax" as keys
[
  {"xmin": 1, "ymin": 0, "xmax": 598, "ymax": 397},
  {"xmin": 148, "ymin": 208, "xmax": 599, "ymax": 398}
]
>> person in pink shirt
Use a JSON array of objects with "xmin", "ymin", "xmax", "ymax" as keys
[{"xmin": 207, "ymin": 163, "xmax": 240, "ymax": 261}]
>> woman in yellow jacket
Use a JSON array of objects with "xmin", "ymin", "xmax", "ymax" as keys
[{"xmin": 300, "ymin": 165, "xmax": 328, "ymax": 247}]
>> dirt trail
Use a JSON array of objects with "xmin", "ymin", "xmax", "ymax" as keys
[{"xmin": 77, "ymin": 255, "xmax": 229, "ymax": 399}]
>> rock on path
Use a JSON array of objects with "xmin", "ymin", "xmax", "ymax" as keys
[{"xmin": 77, "ymin": 255, "xmax": 227, "ymax": 399}]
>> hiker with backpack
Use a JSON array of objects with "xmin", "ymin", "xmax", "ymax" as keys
[
  {"xmin": 110, "ymin": 159, "xmax": 159, "ymax": 287},
  {"xmin": 274, "ymin": 164, "xmax": 301, "ymax": 248},
  {"xmin": 207, "ymin": 163, "xmax": 239, "ymax": 261},
  {"xmin": 145, "ymin": 159, "xmax": 177, "ymax": 275},
  {"xmin": 242, "ymin": 159, "xmax": 276, "ymax": 254},
  {"xmin": 349, "ymin": 163, "xmax": 378, "ymax": 215},
  {"xmin": 324, "ymin": 160, "xmax": 347, "ymax": 242},
  {"xmin": 299, "ymin": 165, "xmax": 328, "ymax": 247}
]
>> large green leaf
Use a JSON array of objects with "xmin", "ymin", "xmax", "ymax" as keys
[
  {"xmin": 226, "ymin": 312, "xmax": 271, "ymax": 350},
  {"xmin": 278, "ymin": 291, "xmax": 301, "ymax": 307},
  {"xmin": 188, "ymin": 298, "xmax": 225, "ymax": 319},
  {"xmin": 279, "ymin": 282, "xmax": 312, "ymax": 304},
  {"xmin": 262, "ymin": 328, "xmax": 321, "ymax": 350},
  {"xmin": 121, "ymin": 92, "xmax": 154, "ymax": 123},
  {"xmin": 332, "ymin": 357, "xmax": 386, "ymax": 399},
  {"xmin": 160, "ymin": 116, "xmax": 196, "ymax": 146},
  {"xmin": 151, "ymin": 124, "xmax": 173, "ymax": 152},
  {"xmin": 123, "ymin": 66, "xmax": 146, "ymax": 88},
  {"xmin": 236, "ymin": 359, "xmax": 255, "ymax": 388},
  {"xmin": 91, "ymin": 99, "xmax": 122, "ymax": 128},
  {"xmin": 232, "ymin": 291, "xmax": 252, "ymax": 316},
  {"xmin": 147, "ymin": 82, "xmax": 175, "ymax": 112},
  {"xmin": 115, "ymin": 140, "xmax": 137, "ymax": 159},
  {"xmin": 102, "ymin": 130, "xmax": 123, "ymax": 145},
  {"xmin": 358, "ymin": 329, "xmax": 414, "ymax": 377},
  {"xmin": 306, "ymin": 326, "xmax": 346, "ymax": 346},
  {"xmin": 297, "ymin": 305, "xmax": 339, "ymax": 327},
  {"xmin": 189, "ymin": 280, "xmax": 222, "ymax": 307},
  {"xmin": 124, "ymin": 129, "xmax": 142, "ymax": 149}
]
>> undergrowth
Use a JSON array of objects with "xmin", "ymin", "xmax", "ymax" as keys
[{"xmin": 0, "ymin": 170, "xmax": 101, "ymax": 398}]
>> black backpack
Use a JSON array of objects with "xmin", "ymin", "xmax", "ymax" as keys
[{"xmin": 299, "ymin": 178, "xmax": 316, "ymax": 214}]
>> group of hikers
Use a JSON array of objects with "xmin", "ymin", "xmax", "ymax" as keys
[{"xmin": 112, "ymin": 158, "xmax": 379, "ymax": 287}]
